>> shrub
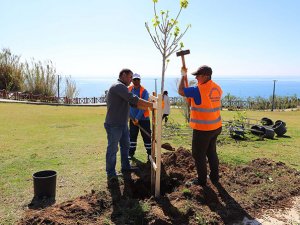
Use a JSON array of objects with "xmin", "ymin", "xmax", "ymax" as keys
[
  {"xmin": 23, "ymin": 59, "xmax": 57, "ymax": 96},
  {"xmin": 0, "ymin": 48, "xmax": 24, "ymax": 91},
  {"xmin": 64, "ymin": 75, "xmax": 79, "ymax": 99}
]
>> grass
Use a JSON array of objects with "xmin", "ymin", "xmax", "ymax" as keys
[{"xmin": 0, "ymin": 102, "xmax": 300, "ymax": 224}]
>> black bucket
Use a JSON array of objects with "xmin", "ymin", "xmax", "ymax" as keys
[
  {"xmin": 261, "ymin": 117, "xmax": 274, "ymax": 126},
  {"xmin": 263, "ymin": 127, "xmax": 275, "ymax": 139},
  {"xmin": 251, "ymin": 125, "xmax": 265, "ymax": 136},
  {"xmin": 229, "ymin": 126, "xmax": 245, "ymax": 139},
  {"xmin": 33, "ymin": 170, "xmax": 57, "ymax": 199},
  {"xmin": 272, "ymin": 122, "xmax": 287, "ymax": 136},
  {"xmin": 275, "ymin": 120, "xmax": 286, "ymax": 127}
]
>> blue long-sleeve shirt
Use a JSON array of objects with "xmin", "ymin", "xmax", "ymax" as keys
[
  {"xmin": 183, "ymin": 86, "xmax": 202, "ymax": 105},
  {"xmin": 129, "ymin": 86, "xmax": 150, "ymax": 121}
]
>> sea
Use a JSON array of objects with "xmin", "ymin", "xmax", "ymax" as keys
[{"xmin": 71, "ymin": 76, "xmax": 300, "ymax": 99}]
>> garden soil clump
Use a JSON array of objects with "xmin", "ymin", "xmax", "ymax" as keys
[{"xmin": 19, "ymin": 147, "xmax": 300, "ymax": 225}]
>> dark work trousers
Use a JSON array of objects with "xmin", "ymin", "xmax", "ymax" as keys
[
  {"xmin": 192, "ymin": 127, "xmax": 222, "ymax": 185},
  {"xmin": 129, "ymin": 120, "xmax": 152, "ymax": 156}
]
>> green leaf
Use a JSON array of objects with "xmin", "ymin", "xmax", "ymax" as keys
[
  {"xmin": 180, "ymin": 42, "xmax": 184, "ymax": 49},
  {"xmin": 170, "ymin": 18, "xmax": 178, "ymax": 25},
  {"xmin": 153, "ymin": 0, "xmax": 158, "ymax": 3},
  {"xmin": 180, "ymin": 0, "xmax": 189, "ymax": 8},
  {"xmin": 152, "ymin": 16, "xmax": 160, "ymax": 27},
  {"xmin": 174, "ymin": 26, "xmax": 180, "ymax": 37}
]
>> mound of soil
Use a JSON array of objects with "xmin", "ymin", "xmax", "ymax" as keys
[{"xmin": 19, "ymin": 147, "xmax": 300, "ymax": 225}]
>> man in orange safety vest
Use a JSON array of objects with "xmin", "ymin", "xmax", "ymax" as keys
[
  {"xmin": 128, "ymin": 73, "xmax": 152, "ymax": 160},
  {"xmin": 178, "ymin": 65, "xmax": 222, "ymax": 187}
]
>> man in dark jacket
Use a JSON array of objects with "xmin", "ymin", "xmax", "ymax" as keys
[{"xmin": 104, "ymin": 69, "xmax": 153, "ymax": 180}]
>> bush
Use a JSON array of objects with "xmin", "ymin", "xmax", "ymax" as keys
[
  {"xmin": 64, "ymin": 75, "xmax": 79, "ymax": 99},
  {"xmin": 23, "ymin": 59, "xmax": 57, "ymax": 96},
  {"xmin": 0, "ymin": 48, "xmax": 24, "ymax": 91}
]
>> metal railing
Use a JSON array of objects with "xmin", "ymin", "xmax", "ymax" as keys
[
  {"xmin": 0, "ymin": 89, "xmax": 106, "ymax": 104},
  {"xmin": 1, "ymin": 89, "xmax": 298, "ymax": 109}
]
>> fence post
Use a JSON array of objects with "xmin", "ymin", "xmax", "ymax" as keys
[
  {"xmin": 3, "ymin": 90, "xmax": 7, "ymax": 99},
  {"xmin": 271, "ymin": 80, "xmax": 277, "ymax": 111}
]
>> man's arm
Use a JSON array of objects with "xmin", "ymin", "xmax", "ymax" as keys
[{"xmin": 137, "ymin": 98, "xmax": 153, "ymax": 110}]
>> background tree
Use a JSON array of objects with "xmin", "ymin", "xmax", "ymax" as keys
[
  {"xmin": 64, "ymin": 75, "xmax": 79, "ymax": 99},
  {"xmin": 145, "ymin": 0, "xmax": 190, "ymax": 93},
  {"xmin": 23, "ymin": 59, "xmax": 57, "ymax": 96},
  {"xmin": 0, "ymin": 48, "xmax": 24, "ymax": 91}
]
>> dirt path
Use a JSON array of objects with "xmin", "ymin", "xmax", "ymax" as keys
[{"xmin": 251, "ymin": 196, "xmax": 300, "ymax": 225}]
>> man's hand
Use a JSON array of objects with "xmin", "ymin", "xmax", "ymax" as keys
[
  {"xmin": 178, "ymin": 67, "xmax": 188, "ymax": 97},
  {"xmin": 133, "ymin": 119, "xmax": 139, "ymax": 126},
  {"xmin": 181, "ymin": 67, "xmax": 188, "ymax": 76}
]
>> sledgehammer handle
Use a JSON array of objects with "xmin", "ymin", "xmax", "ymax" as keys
[
  {"xmin": 181, "ymin": 56, "xmax": 189, "ymax": 87},
  {"xmin": 181, "ymin": 56, "xmax": 186, "ymax": 69},
  {"xmin": 176, "ymin": 49, "xmax": 190, "ymax": 87}
]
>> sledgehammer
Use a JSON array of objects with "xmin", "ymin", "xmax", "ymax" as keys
[{"xmin": 176, "ymin": 49, "xmax": 190, "ymax": 87}]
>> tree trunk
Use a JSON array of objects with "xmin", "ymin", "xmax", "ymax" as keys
[{"xmin": 161, "ymin": 56, "xmax": 166, "ymax": 94}]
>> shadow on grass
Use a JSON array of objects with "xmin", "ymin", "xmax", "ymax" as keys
[
  {"xmin": 133, "ymin": 157, "xmax": 190, "ymax": 224},
  {"xmin": 28, "ymin": 197, "xmax": 55, "ymax": 209},
  {"xmin": 107, "ymin": 171, "xmax": 149, "ymax": 225},
  {"xmin": 207, "ymin": 182, "xmax": 259, "ymax": 224}
]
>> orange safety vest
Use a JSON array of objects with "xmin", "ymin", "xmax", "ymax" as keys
[
  {"xmin": 128, "ymin": 85, "xmax": 150, "ymax": 118},
  {"xmin": 189, "ymin": 80, "xmax": 222, "ymax": 131}
]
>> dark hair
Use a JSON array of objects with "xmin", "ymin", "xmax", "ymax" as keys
[
  {"xmin": 119, "ymin": 68, "xmax": 133, "ymax": 78},
  {"xmin": 163, "ymin": 90, "xmax": 168, "ymax": 95}
]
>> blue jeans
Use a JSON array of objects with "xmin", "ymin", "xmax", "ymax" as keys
[{"xmin": 104, "ymin": 123, "xmax": 131, "ymax": 176}]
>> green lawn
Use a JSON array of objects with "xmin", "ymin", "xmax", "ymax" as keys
[{"xmin": 0, "ymin": 103, "xmax": 299, "ymax": 224}]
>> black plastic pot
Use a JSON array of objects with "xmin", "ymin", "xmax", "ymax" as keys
[
  {"xmin": 261, "ymin": 117, "xmax": 274, "ymax": 126},
  {"xmin": 263, "ymin": 127, "xmax": 275, "ymax": 139},
  {"xmin": 33, "ymin": 170, "xmax": 57, "ymax": 199},
  {"xmin": 250, "ymin": 125, "xmax": 265, "ymax": 136},
  {"xmin": 275, "ymin": 120, "xmax": 287, "ymax": 127},
  {"xmin": 272, "ymin": 122, "xmax": 287, "ymax": 136},
  {"xmin": 229, "ymin": 126, "xmax": 245, "ymax": 139}
]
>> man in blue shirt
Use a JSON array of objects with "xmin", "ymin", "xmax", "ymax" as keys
[{"xmin": 128, "ymin": 73, "xmax": 152, "ymax": 160}]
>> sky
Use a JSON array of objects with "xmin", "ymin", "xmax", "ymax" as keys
[{"xmin": 1, "ymin": 0, "xmax": 300, "ymax": 79}]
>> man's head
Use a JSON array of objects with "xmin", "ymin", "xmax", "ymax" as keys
[
  {"xmin": 191, "ymin": 65, "xmax": 212, "ymax": 84},
  {"xmin": 119, "ymin": 68, "xmax": 133, "ymax": 86},
  {"xmin": 132, "ymin": 73, "xmax": 141, "ymax": 87}
]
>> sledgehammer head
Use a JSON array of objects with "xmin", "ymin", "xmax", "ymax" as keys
[{"xmin": 176, "ymin": 49, "xmax": 190, "ymax": 57}]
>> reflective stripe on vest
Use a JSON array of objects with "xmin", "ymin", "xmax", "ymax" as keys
[
  {"xmin": 190, "ymin": 106, "xmax": 221, "ymax": 112},
  {"xmin": 128, "ymin": 85, "xmax": 150, "ymax": 118},
  {"xmin": 189, "ymin": 80, "xmax": 222, "ymax": 131},
  {"xmin": 190, "ymin": 116, "xmax": 222, "ymax": 125}
]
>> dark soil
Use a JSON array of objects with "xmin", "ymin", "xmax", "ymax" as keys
[{"xmin": 19, "ymin": 147, "xmax": 300, "ymax": 225}]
